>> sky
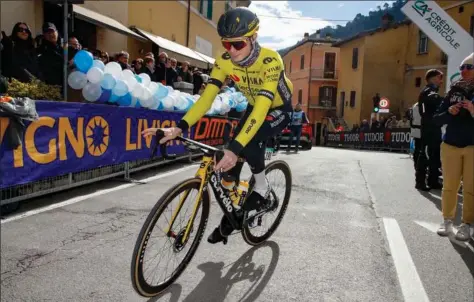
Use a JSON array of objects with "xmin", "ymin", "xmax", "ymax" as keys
[{"xmin": 248, "ymin": 1, "xmax": 396, "ymax": 50}]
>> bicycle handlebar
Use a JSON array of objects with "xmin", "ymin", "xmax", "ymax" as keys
[{"xmin": 150, "ymin": 129, "xmax": 221, "ymax": 160}]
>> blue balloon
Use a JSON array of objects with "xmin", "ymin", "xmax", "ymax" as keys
[
  {"xmin": 101, "ymin": 73, "xmax": 116, "ymax": 90},
  {"xmin": 109, "ymin": 93, "xmax": 120, "ymax": 103},
  {"xmin": 236, "ymin": 101, "xmax": 247, "ymax": 112},
  {"xmin": 74, "ymin": 50, "xmax": 93, "ymax": 73},
  {"xmin": 156, "ymin": 101, "xmax": 164, "ymax": 110},
  {"xmin": 117, "ymin": 93, "xmax": 132, "ymax": 106},
  {"xmin": 155, "ymin": 83, "xmax": 169, "ymax": 99},
  {"xmin": 112, "ymin": 79, "xmax": 128, "ymax": 97},
  {"xmin": 135, "ymin": 75, "xmax": 142, "ymax": 84},
  {"xmin": 97, "ymin": 89, "xmax": 111, "ymax": 103}
]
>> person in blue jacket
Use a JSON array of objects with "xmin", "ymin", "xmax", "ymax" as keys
[
  {"xmin": 434, "ymin": 52, "xmax": 474, "ymax": 241},
  {"xmin": 287, "ymin": 103, "xmax": 309, "ymax": 152}
]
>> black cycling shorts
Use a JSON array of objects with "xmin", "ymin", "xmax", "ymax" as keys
[{"xmin": 230, "ymin": 105, "xmax": 290, "ymax": 174}]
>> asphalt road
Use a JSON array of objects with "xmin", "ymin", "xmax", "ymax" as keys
[{"xmin": 1, "ymin": 147, "xmax": 473, "ymax": 302}]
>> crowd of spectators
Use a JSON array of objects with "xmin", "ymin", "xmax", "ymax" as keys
[{"xmin": 0, "ymin": 21, "xmax": 213, "ymax": 98}]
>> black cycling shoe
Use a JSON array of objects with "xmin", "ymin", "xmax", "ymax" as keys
[{"xmin": 207, "ymin": 228, "xmax": 228, "ymax": 245}]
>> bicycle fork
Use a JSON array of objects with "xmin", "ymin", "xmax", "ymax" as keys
[{"xmin": 165, "ymin": 157, "xmax": 213, "ymax": 245}]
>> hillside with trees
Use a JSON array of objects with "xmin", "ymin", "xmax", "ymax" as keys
[{"xmin": 278, "ymin": 0, "xmax": 407, "ymax": 55}]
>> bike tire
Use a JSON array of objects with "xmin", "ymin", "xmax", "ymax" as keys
[
  {"xmin": 241, "ymin": 160, "xmax": 292, "ymax": 246},
  {"xmin": 131, "ymin": 177, "xmax": 210, "ymax": 297}
]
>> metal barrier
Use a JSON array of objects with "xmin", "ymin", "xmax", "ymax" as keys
[{"xmin": 0, "ymin": 150, "xmax": 203, "ymax": 206}]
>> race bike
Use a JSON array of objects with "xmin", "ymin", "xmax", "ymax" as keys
[{"xmin": 130, "ymin": 129, "xmax": 292, "ymax": 297}]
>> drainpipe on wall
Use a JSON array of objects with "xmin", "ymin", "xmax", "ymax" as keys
[
  {"xmin": 186, "ymin": 0, "xmax": 191, "ymax": 47},
  {"xmin": 307, "ymin": 42, "xmax": 314, "ymax": 118}
]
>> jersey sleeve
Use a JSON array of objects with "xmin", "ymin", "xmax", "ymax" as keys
[
  {"xmin": 177, "ymin": 58, "xmax": 227, "ymax": 131},
  {"xmin": 227, "ymin": 56, "xmax": 284, "ymax": 155}
]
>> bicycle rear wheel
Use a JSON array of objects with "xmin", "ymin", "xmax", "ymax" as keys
[
  {"xmin": 131, "ymin": 178, "xmax": 210, "ymax": 297},
  {"xmin": 242, "ymin": 160, "xmax": 292, "ymax": 246}
]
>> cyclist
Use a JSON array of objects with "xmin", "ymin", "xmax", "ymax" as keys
[{"xmin": 142, "ymin": 7, "xmax": 293, "ymax": 244}]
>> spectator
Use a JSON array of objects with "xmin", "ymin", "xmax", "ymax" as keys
[
  {"xmin": 116, "ymin": 51, "xmax": 132, "ymax": 70},
  {"xmin": 287, "ymin": 103, "xmax": 309, "ymax": 153},
  {"xmin": 370, "ymin": 117, "xmax": 379, "ymax": 130},
  {"xmin": 178, "ymin": 61, "xmax": 193, "ymax": 83},
  {"xmin": 166, "ymin": 57, "xmax": 179, "ymax": 87},
  {"xmin": 155, "ymin": 52, "xmax": 168, "ymax": 84},
  {"xmin": 1, "ymin": 22, "xmax": 42, "ymax": 83},
  {"xmin": 100, "ymin": 51, "xmax": 109, "ymax": 64},
  {"xmin": 385, "ymin": 115, "xmax": 398, "ymax": 129},
  {"xmin": 360, "ymin": 119, "xmax": 370, "ymax": 131},
  {"xmin": 132, "ymin": 58, "xmax": 144, "ymax": 74},
  {"xmin": 397, "ymin": 116, "xmax": 410, "ymax": 128},
  {"xmin": 192, "ymin": 67, "xmax": 204, "ymax": 95},
  {"xmin": 37, "ymin": 22, "xmax": 63, "ymax": 88},
  {"xmin": 68, "ymin": 36, "xmax": 81, "ymax": 50},
  {"xmin": 434, "ymin": 52, "xmax": 474, "ymax": 240},
  {"xmin": 142, "ymin": 57, "xmax": 156, "ymax": 82}
]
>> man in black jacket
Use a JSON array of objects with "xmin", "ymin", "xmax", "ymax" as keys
[
  {"xmin": 37, "ymin": 23, "xmax": 63, "ymax": 90},
  {"xmin": 416, "ymin": 69, "xmax": 444, "ymax": 191}
]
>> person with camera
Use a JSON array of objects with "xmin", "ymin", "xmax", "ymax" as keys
[{"xmin": 434, "ymin": 53, "xmax": 474, "ymax": 241}]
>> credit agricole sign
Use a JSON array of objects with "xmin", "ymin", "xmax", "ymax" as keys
[{"xmin": 402, "ymin": 0, "xmax": 473, "ymax": 90}]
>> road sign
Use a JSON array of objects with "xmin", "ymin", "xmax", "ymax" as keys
[
  {"xmin": 379, "ymin": 98, "xmax": 390, "ymax": 109},
  {"xmin": 379, "ymin": 108, "xmax": 390, "ymax": 113},
  {"xmin": 401, "ymin": 0, "xmax": 474, "ymax": 92}
]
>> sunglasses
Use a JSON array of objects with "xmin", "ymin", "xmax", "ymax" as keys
[
  {"xmin": 459, "ymin": 64, "xmax": 474, "ymax": 71},
  {"xmin": 221, "ymin": 39, "xmax": 248, "ymax": 51},
  {"xmin": 18, "ymin": 28, "xmax": 28, "ymax": 33}
]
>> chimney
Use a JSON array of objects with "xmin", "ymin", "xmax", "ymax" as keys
[
  {"xmin": 316, "ymin": 29, "xmax": 321, "ymax": 39},
  {"xmin": 303, "ymin": 32, "xmax": 309, "ymax": 40}
]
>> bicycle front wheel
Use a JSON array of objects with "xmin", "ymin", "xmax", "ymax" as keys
[
  {"xmin": 242, "ymin": 160, "xmax": 292, "ymax": 246},
  {"xmin": 131, "ymin": 177, "xmax": 210, "ymax": 297}
]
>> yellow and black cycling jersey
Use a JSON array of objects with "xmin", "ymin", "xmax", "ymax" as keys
[{"xmin": 177, "ymin": 47, "xmax": 294, "ymax": 155}]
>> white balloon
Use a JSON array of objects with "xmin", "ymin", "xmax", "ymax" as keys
[
  {"xmin": 92, "ymin": 59, "xmax": 105, "ymax": 70},
  {"xmin": 125, "ymin": 76, "xmax": 138, "ymax": 92},
  {"xmin": 148, "ymin": 82, "xmax": 159, "ymax": 95},
  {"xmin": 82, "ymin": 82, "xmax": 102, "ymax": 102},
  {"xmin": 122, "ymin": 69, "xmax": 135, "ymax": 81},
  {"xmin": 162, "ymin": 96, "xmax": 174, "ymax": 109},
  {"xmin": 104, "ymin": 62, "xmax": 122, "ymax": 78},
  {"xmin": 139, "ymin": 88, "xmax": 154, "ymax": 108},
  {"xmin": 131, "ymin": 83, "xmax": 145, "ymax": 99},
  {"xmin": 86, "ymin": 67, "xmax": 104, "ymax": 84},
  {"xmin": 138, "ymin": 73, "xmax": 151, "ymax": 87},
  {"xmin": 68, "ymin": 71, "xmax": 87, "ymax": 90}
]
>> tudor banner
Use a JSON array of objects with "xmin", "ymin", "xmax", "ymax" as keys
[
  {"xmin": 0, "ymin": 101, "xmax": 237, "ymax": 188},
  {"xmin": 326, "ymin": 129, "xmax": 411, "ymax": 149}
]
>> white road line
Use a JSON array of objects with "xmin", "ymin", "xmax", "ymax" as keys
[
  {"xmin": 1, "ymin": 165, "xmax": 197, "ymax": 224},
  {"xmin": 383, "ymin": 217, "xmax": 430, "ymax": 302}
]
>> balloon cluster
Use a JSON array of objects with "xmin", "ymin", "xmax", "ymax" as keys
[{"xmin": 68, "ymin": 50, "xmax": 248, "ymax": 114}]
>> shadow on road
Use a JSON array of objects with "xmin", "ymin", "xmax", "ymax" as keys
[
  {"xmin": 148, "ymin": 240, "xmax": 280, "ymax": 302},
  {"xmin": 449, "ymin": 236, "xmax": 474, "ymax": 280},
  {"xmin": 419, "ymin": 191, "xmax": 463, "ymax": 224}
]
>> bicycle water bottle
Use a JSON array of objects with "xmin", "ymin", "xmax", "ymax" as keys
[{"xmin": 236, "ymin": 181, "xmax": 249, "ymax": 209}]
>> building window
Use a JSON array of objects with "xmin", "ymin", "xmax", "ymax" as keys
[
  {"xmin": 300, "ymin": 55, "xmax": 305, "ymax": 69},
  {"xmin": 350, "ymin": 91, "xmax": 356, "ymax": 107},
  {"xmin": 298, "ymin": 89, "xmax": 303, "ymax": 104},
  {"xmin": 341, "ymin": 91, "xmax": 345, "ymax": 106},
  {"xmin": 225, "ymin": 0, "xmax": 232, "ymax": 12},
  {"xmin": 418, "ymin": 30, "xmax": 428, "ymax": 54},
  {"xmin": 200, "ymin": 0, "xmax": 213, "ymax": 20},
  {"xmin": 352, "ymin": 48, "xmax": 358, "ymax": 69},
  {"xmin": 470, "ymin": 15, "xmax": 474, "ymax": 37},
  {"xmin": 290, "ymin": 60, "xmax": 292, "ymax": 73},
  {"xmin": 415, "ymin": 77, "xmax": 421, "ymax": 87}
]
